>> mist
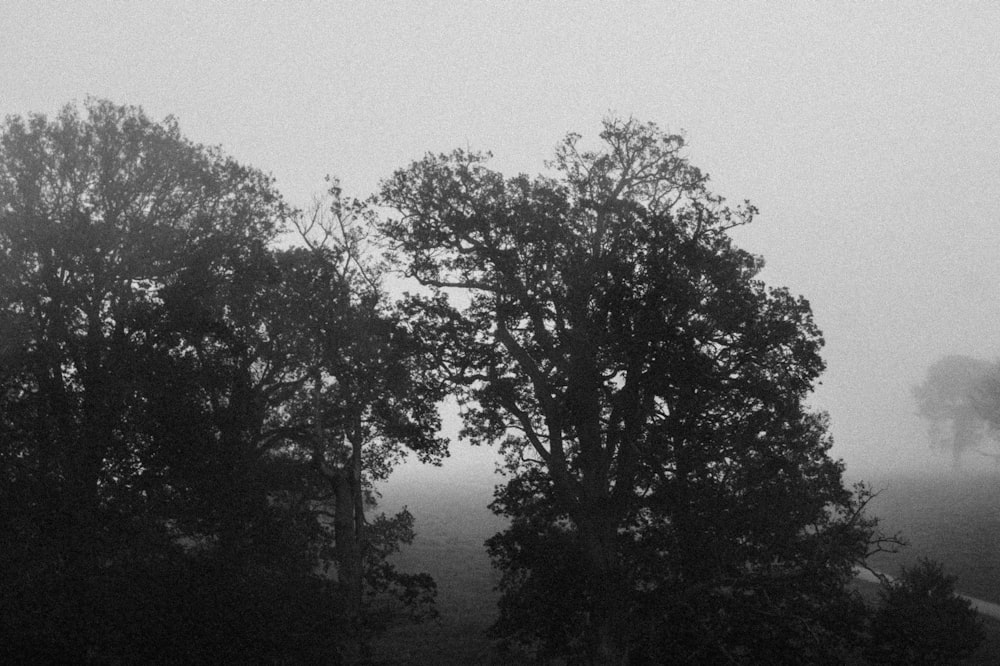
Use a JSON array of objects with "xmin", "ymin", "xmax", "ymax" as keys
[
  {"xmin": 6, "ymin": 4, "xmax": 1000, "ymax": 484},
  {"xmin": 4, "ymin": 4, "xmax": 1000, "ymax": 659}
]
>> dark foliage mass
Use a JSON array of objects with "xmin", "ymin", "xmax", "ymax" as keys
[
  {"xmin": 868, "ymin": 559, "xmax": 984, "ymax": 664},
  {"xmin": 0, "ymin": 100, "xmax": 441, "ymax": 663},
  {"xmin": 0, "ymin": 100, "xmax": 984, "ymax": 664},
  {"xmin": 379, "ymin": 119, "xmax": 979, "ymax": 664}
]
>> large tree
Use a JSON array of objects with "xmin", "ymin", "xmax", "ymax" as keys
[
  {"xmin": 0, "ymin": 99, "xmax": 301, "ymax": 660},
  {"xmin": 143, "ymin": 232, "xmax": 444, "ymax": 661},
  {"xmin": 0, "ymin": 100, "xmax": 441, "ymax": 663},
  {"xmin": 0, "ymin": 98, "xmax": 284, "ymax": 562},
  {"xmin": 379, "ymin": 118, "xmax": 883, "ymax": 664}
]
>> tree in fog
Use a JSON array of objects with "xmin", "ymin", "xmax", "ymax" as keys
[
  {"xmin": 276, "ymin": 190, "xmax": 448, "ymax": 655},
  {"xmin": 914, "ymin": 355, "xmax": 1000, "ymax": 469},
  {"xmin": 0, "ymin": 98, "xmax": 281, "ymax": 552},
  {"xmin": 0, "ymin": 100, "xmax": 441, "ymax": 663},
  {"xmin": 134, "ymin": 186, "xmax": 446, "ymax": 661},
  {"xmin": 379, "ymin": 118, "xmax": 888, "ymax": 664},
  {"xmin": 0, "ymin": 99, "xmax": 307, "ymax": 660}
]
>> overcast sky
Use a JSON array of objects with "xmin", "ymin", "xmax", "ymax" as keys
[{"xmin": 4, "ymin": 2, "xmax": 1000, "ymax": 479}]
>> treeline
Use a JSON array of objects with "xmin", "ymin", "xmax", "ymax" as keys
[{"xmin": 0, "ymin": 100, "xmax": 984, "ymax": 664}]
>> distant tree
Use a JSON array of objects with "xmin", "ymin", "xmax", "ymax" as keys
[
  {"xmin": 914, "ymin": 355, "xmax": 1000, "ymax": 469},
  {"xmin": 868, "ymin": 559, "xmax": 984, "ymax": 664},
  {"xmin": 379, "ymin": 118, "xmax": 891, "ymax": 664}
]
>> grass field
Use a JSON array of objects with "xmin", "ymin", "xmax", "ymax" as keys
[
  {"xmin": 371, "ymin": 468, "xmax": 505, "ymax": 664},
  {"xmin": 861, "ymin": 472, "xmax": 1000, "ymax": 605},
  {"xmin": 370, "ymin": 467, "xmax": 1000, "ymax": 663}
]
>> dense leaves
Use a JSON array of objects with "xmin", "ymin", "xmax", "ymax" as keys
[{"xmin": 0, "ymin": 99, "xmax": 328, "ymax": 662}]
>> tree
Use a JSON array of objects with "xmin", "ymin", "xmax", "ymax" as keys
[
  {"xmin": 379, "ymin": 118, "xmax": 887, "ymax": 663},
  {"xmin": 0, "ymin": 98, "xmax": 284, "ymax": 562},
  {"xmin": 0, "ymin": 99, "xmax": 308, "ymax": 660},
  {"xmin": 142, "ymin": 234, "xmax": 444, "ymax": 661},
  {"xmin": 0, "ymin": 99, "xmax": 448, "ymax": 663},
  {"xmin": 269, "ymin": 197, "xmax": 450, "ymax": 655},
  {"xmin": 108, "ymin": 185, "xmax": 446, "ymax": 663},
  {"xmin": 914, "ymin": 355, "xmax": 1000, "ymax": 469}
]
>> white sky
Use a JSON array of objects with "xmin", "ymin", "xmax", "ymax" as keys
[{"xmin": 4, "ymin": 2, "xmax": 1000, "ymax": 479}]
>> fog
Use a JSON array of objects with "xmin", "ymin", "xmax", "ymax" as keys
[{"xmin": 5, "ymin": 2, "xmax": 1000, "ymax": 481}]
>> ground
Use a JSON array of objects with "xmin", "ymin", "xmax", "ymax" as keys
[{"xmin": 369, "ymin": 472, "xmax": 1000, "ymax": 664}]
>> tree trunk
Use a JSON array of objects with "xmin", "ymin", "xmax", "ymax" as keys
[
  {"xmin": 953, "ymin": 415, "xmax": 975, "ymax": 470},
  {"xmin": 577, "ymin": 509, "xmax": 629, "ymax": 666},
  {"xmin": 330, "ymin": 465, "xmax": 365, "ymax": 663},
  {"xmin": 350, "ymin": 432, "xmax": 366, "ymax": 616},
  {"xmin": 72, "ymin": 346, "xmax": 114, "ymax": 572},
  {"xmin": 332, "ymin": 466, "xmax": 363, "ymax": 614},
  {"xmin": 312, "ymin": 377, "xmax": 370, "ymax": 661}
]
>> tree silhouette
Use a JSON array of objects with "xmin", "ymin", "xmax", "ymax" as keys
[
  {"xmin": 0, "ymin": 98, "xmax": 312, "ymax": 661},
  {"xmin": 0, "ymin": 100, "xmax": 441, "ymax": 663},
  {"xmin": 914, "ymin": 355, "xmax": 1000, "ymax": 469},
  {"xmin": 379, "ymin": 118, "xmax": 888, "ymax": 663},
  {"xmin": 267, "ymin": 196, "xmax": 450, "ymax": 655}
]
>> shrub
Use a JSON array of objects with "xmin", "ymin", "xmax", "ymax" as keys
[{"xmin": 868, "ymin": 558, "xmax": 984, "ymax": 664}]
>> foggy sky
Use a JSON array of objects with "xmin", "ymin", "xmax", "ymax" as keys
[{"xmin": 4, "ymin": 2, "xmax": 1000, "ymax": 479}]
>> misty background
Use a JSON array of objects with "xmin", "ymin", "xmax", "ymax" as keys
[{"xmin": 4, "ymin": 2, "xmax": 999, "ymax": 486}]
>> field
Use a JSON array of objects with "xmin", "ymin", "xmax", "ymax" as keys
[
  {"xmin": 371, "ymin": 470, "xmax": 506, "ymax": 665},
  {"xmin": 861, "ymin": 472, "xmax": 1000, "ymax": 605},
  {"xmin": 370, "ymin": 465, "xmax": 1000, "ymax": 663}
]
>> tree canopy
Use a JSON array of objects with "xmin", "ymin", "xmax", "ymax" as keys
[
  {"xmin": 379, "ymin": 118, "xmax": 888, "ymax": 663},
  {"xmin": 0, "ymin": 100, "xmax": 442, "ymax": 663}
]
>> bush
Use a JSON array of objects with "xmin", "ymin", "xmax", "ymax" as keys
[{"xmin": 868, "ymin": 558, "xmax": 984, "ymax": 664}]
